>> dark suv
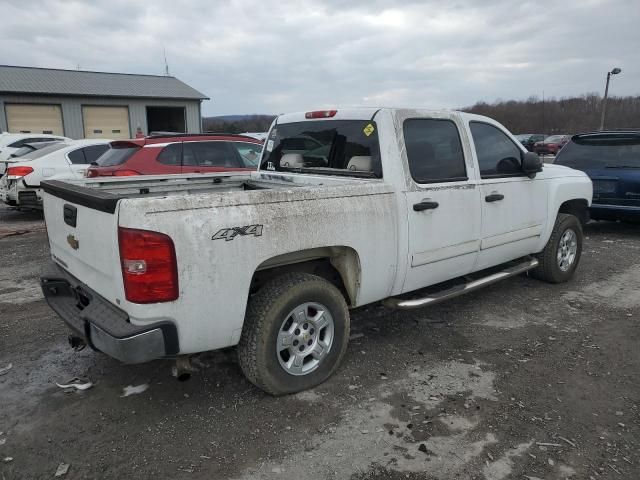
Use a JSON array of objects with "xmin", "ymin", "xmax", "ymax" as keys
[
  {"xmin": 86, "ymin": 133, "xmax": 263, "ymax": 177},
  {"xmin": 554, "ymin": 131, "xmax": 640, "ymax": 222},
  {"xmin": 515, "ymin": 133, "xmax": 546, "ymax": 151}
]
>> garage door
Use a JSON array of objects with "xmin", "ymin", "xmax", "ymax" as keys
[
  {"xmin": 82, "ymin": 106, "xmax": 130, "ymax": 140},
  {"xmin": 5, "ymin": 104, "xmax": 64, "ymax": 135}
]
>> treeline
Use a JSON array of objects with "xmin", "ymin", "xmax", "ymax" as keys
[
  {"xmin": 201, "ymin": 94, "xmax": 640, "ymax": 135},
  {"xmin": 202, "ymin": 115, "xmax": 276, "ymax": 134},
  {"xmin": 463, "ymin": 94, "xmax": 640, "ymax": 134}
]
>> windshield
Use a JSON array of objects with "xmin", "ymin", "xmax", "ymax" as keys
[
  {"xmin": 19, "ymin": 142, "xmax": 67, "ymax": 160},
  {"xmin": 11, "ymin": 146, "xmax": 36, "ymax": 157},
  {"xmin": 260, "ymin": 120, "xmax": 381, "ymax": 178},
  {"xmin": 544, "ymin": 135, "xmax": 565, "ymax": 143},
  {"xmin": 234, "ymin": 142, "xmax": 263, "ymax": 167},
  {"xmin": 555, "ymin": 138, "xmax": 640, "ymax": 169},
  {"xmin": 515, "ymin": 134, "xmax": 529, "ymax": 141},
  {"xmin": 96, "ymin": 145, "xmax": 140, "ymax": 167}
]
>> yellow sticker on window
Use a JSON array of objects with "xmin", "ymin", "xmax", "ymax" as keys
[{"xmin": 363, "ymin": 123, "xmax": 375, "ymax": 137}]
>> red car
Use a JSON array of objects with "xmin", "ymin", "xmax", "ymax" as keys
[
  {"xmin": 533, "ymin": 135, "xmax": 571, "ymax": 156},
  {"xmin": 85, "ymin": 133, "xmax": 263, "ymax": 178}
]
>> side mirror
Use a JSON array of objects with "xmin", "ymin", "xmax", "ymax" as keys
[{"xmin": 522, "ymin": 151, "xmax": 543, "ymax": 178}]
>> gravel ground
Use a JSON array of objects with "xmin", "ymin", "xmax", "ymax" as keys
[{"xmin": 1, "ymin": 203, "xmax": 639, "ymax": 480}]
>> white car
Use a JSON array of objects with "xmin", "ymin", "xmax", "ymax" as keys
[
  {"xmin": 0, "ymin": 133, "xmax": 71, "ymax": 174},
  {"xmin": 40, "ymin": 108, "xmax": 592, "ymax": 395},
  {"xmin": 1, "ymin": 139, "xmax": 111, "ymax": 209}
]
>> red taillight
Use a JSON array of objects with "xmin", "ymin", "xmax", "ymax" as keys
[
  {"xmin": 6, "ymin": 166, "xmax": 34, "ymax": 178},
  {"xmin": 305, "ymin": 110, "xmax": 337, "ymax": 119},
  {"xmin": 113, "ymin": 170, "xmax": 141, "ymax": 177},
  {"xmin": 118, "ymin": 227, "xmax": 178, "ymax": 304},
  {"xmin": 85, "ymin": 168, "xmax": 99, "ymax": 178}
]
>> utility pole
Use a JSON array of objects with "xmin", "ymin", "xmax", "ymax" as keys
[{"xmin": 599, "ymin": 67, "xmax": 622, "ymax": 130}]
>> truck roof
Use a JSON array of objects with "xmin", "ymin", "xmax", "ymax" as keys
[{"xmin": 276, "ymin": 107, "xmax": 476, "ymax": 124}]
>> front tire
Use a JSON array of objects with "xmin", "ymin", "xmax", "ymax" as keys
[
  {"xmin": 531, "ymin": 213, "xmax": 583, "ymax": 283},
  {"xmin": 238, "ymin": 272, "xmax": 350, "ymax": 395}
]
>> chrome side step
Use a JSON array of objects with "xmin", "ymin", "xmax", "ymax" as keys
[{"xmin": 384, "ymin": 257, "xmax": 539, "ymax": 310}]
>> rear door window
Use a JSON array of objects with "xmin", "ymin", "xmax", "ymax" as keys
[
  {"xmin": 157, "ymin": 143, "xmax": 183, "ymax": 166},
  {"xmin": 67, "ymin": 149, "xmax": 86, "ymax": 164},
  {"xmin": 260, "ymin": 120, "xmax": 382, "ymax": 177},
  {"xmin": 183, "ymin": 141, "xmax": 244, "ymax": 167},
  {"xmin": 403, "ymin": 119, "xmax": 467, "ymax": 183}
]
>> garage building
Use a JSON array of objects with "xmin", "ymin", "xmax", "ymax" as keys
[{"xmin": 0, "ymin": 65, "xmax": 209, "ymax": 139}]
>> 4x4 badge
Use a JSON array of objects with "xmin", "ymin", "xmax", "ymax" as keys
[
  {"xmin": 212, "ymin": 224, "xmax": 263, "ymax": 242},
  {"xmin": 67, "ymin": 234, "xmax": 80, "ymax": 250}
]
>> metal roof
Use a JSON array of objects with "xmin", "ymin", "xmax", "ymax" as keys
[{"xmin": 0, "ymin": 65, "xmax": 209, "ymax": 100}]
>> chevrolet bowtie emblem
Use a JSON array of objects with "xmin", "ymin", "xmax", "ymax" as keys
[{"xmin": 67, "ymin": 234, "xmax": 79, "ymax": 250}]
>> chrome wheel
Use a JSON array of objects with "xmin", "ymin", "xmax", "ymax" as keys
[
  {"xmin": 557, "ymin": 228, "xmax": 578, "ymax": 272},
  {"xmin": 276, "ymin": 302, "xmax": 334, "ymax": 376}
]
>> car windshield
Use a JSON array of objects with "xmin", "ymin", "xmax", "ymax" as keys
[
  {"xmin": 96, "ymin": 145, "xmax": 140, "ymax": 166},
  {"xmin": 515, "ymin": 134, "xmax": 529, "ymax": 141},
  {"xmin": 260, "ymin": 120, "xmax": 382, "ymax": 178},
  {"xmin": 555, "ymin": 137, "xmax": 640, "ymax": 169},
  {"xmin": 11, "ymin": 145, "xmax": 36, "ymax": 157},
  {"xmin": 18, "ymin": 142, "xmax": 67, "ymax": 160},
  {"xmin": 234, "ymin": 142, "xmax": 263, "ymax": 167},
  {"xmin": 544, "ymin": 135, "xmax": 565, "ymax": 143}
]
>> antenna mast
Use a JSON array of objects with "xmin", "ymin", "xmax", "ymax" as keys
[{"xmin": 163, "ymin": 48, "xmax": 170, "ymax": 76}]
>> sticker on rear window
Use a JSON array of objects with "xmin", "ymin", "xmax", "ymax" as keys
[
  {"xmin": 271, "ymin": 128, "xmax": 277, "ymax": 138},
  {"xmin": 266, "ymin": 140, "xmax": 274, "ymax": 152},
  {"xmin": 363, "ymin": 123, "xmax": 375, "ymax": 137}
]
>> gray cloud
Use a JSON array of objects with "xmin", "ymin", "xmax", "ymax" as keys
[{"xmin": 2, "ymin": 0, "xmax": 639, "ymax": 115}]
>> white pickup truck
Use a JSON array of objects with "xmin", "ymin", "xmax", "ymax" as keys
[{"xmin": 40, "ymin": 108, "xmax": 592, "ymax": 395}]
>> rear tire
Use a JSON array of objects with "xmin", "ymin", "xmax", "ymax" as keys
[
  {"xmin": 531, "ymin": 213, "xmax": 583, "ymax": 283},
  {"xmin": 238, "ymin": 272, "xmax": 350, "ymax": 395}
]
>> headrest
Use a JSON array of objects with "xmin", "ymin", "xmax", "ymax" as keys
[
  {"xmin": 347, "ymin": 155, "xmax": 372, "ymax": 172},
  {"xmin": 280, "ymin": 153, "xmax": 304, "ymax": 167}
]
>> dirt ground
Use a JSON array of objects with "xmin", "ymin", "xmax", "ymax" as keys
[{"xmin": 1, "ymin": 203, "xmax": 639, "ymax": 480}]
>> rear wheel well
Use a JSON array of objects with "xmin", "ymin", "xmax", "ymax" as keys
[
  {"xmin": 558, "ymin": 199, "xmax": 589, "ymax": 226},
  {"xmin": 250, "ymin": 248, "xmax": 360, "ymax": 306}
]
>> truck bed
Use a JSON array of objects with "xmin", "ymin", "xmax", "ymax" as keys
[{"xmin": 41, "ymin": 171, "xmax": 385, "ymax": 214}]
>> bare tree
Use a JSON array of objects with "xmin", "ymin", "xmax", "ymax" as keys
[{"xmin": 462, "ymin": 94, "xmax": 640, "ymax": 134}]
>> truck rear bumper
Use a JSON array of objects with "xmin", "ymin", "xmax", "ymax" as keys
[{"xmin": 40, "ymin": 261, "xmax": 179, "ymax": 363}]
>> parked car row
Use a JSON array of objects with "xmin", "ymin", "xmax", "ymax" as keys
[
  {"xmin": 85, "ymin": 133, "xmax": 262, "ymax": 178},
  {"xmin": 0, "ymin": 139, "xmax": 111, "ymax": 208},
  {"xmin": 0, "ymin": 133, "xmax": 71, "ymax": 174},
  {"xmin": 0, "ymin": 132, "xmax": 263, "ymax": 209},
  {"xmin": 515, "ymin": 133, "xmax": 571, "ymax": 155}
]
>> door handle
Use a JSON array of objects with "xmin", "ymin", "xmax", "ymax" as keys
[
  {"xmin": 485, "ymin": 193, "xmax": 504, "ymax": 202},
  {"xmin": 413, "ymin": 201, "xmax": 439, "ymax": 211}
]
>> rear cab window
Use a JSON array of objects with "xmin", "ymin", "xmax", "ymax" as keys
[{"xmin": 260, "ymin": 120, "xmax": 382, "ymax": 178}]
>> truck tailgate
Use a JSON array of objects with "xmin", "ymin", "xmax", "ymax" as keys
[{"xmin": 42, "ymin": 189, "xmax": 122, "ymax": 304}]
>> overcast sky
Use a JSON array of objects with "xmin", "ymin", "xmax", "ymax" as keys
[{"xmin": 3, "ymin": 0, "xmax": 639, "ymax": 116}]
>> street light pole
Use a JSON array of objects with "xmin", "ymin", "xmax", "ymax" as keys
[{"xmin": 599, "ymin": 67, "xmax": 622, "ymax": 131}]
